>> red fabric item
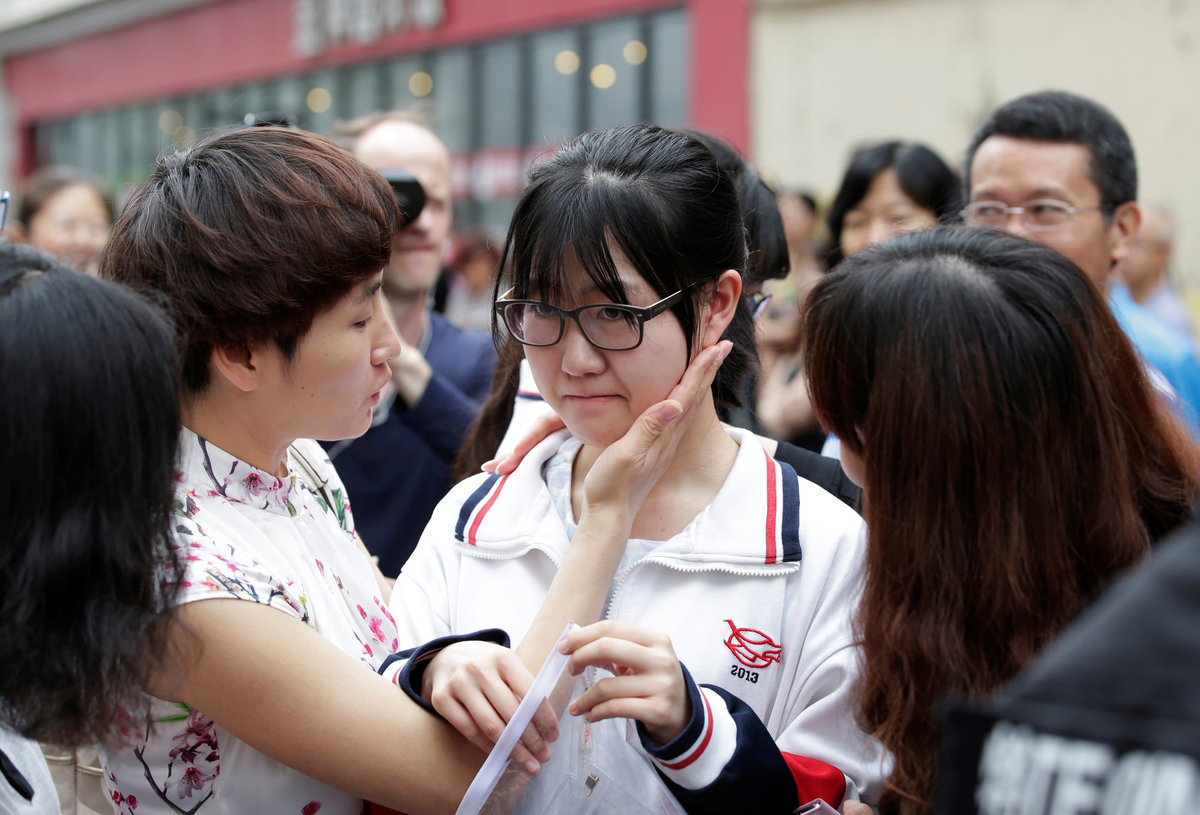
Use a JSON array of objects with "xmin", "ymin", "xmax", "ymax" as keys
[{"xmin": 783, "ymin": 753, "xmax": 847, "ymax": 808}]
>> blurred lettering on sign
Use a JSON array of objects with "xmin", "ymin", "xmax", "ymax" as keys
[{"xmin": 294, "ymin": 0, "xmax": 446, "ymax": 56}]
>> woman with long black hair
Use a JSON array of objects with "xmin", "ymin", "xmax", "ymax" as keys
[{"xmin": 0, "ymin": 245, "xmax": 182, "ymax": 813}]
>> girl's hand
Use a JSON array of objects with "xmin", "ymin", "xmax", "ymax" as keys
[
  {"xmin": 423, "ymin": 641, "xmax": 559, "ymax": 775},
  {"xmin": 559, "ymin": 620, "xmax": 691, "ymax": 746},
  {"xmin": 484, "ymin": 413, "xmax": 567, "ymax": 475},
  {"xmin": 581, "ymin": 340, "xmax": 732, "ymax": 520},
  {"xmin": 842, "ymin": 801, "xmax": 874, "ymax": 815}
]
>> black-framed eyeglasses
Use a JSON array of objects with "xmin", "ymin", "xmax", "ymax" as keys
[
  {"xmin": 496, "ymin": 276, "xmax": 717, "ymax": 351},
  {"xmin": 0, "ymin": 190, "xmax": 9, "ymax": 232},
  {"xmin": 961, "ymin": 199, "xmax": 1103, "ymax": 231}
]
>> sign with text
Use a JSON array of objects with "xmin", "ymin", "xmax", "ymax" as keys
[{"xmin": 293, "ymin": 0, "xmax": 446, "ymax": 57}]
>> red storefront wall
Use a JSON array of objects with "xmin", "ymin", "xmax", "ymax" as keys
[{"xmin": 4, "ymin": 0, "xmax": 750, "ymax": 175}]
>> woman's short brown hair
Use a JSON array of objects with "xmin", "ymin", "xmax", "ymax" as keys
[{"xmin": 101, "ymin": 126, "xmax": 399, "ymax": 396}]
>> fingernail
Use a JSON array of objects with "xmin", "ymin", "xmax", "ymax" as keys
[
  {"xmin": 524, "ymin": 760, "xmax": 540, "ymax": 775},
  {"xmin": 659, "ymin": 403, "xmax": 682, "ymax": 422},
  {"xmin": 481, "ymin": 459, "xmax": 496, "ymax": 472}
]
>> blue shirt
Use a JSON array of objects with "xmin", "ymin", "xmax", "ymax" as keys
[{"xmin": 1109, "ymin": 282, "xmax": 1200, "ymax": 437}]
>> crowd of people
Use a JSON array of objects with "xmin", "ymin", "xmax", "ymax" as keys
[{"xmin": 1, "ymin": 87, "xmax": 1197, "ymax": 815}]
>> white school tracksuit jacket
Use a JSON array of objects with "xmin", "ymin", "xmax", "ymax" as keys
[{"xmin": 389, "ymin": 428, "xmax": 886, "ymax": 813}]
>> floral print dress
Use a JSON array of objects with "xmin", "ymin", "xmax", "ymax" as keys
[{"xmin": 98, "ymin": 430, "xmax": 400, "ymax": 815}]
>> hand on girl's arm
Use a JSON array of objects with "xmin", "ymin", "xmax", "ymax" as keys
[
  {"xmin": 421, "ymin": 640, "xmax": 558, "ymax": 775},
  {"xmin": 559, "ymin": 620, "xmax": 691, "ymax": 745},
  {"xmin": 484, "ymin": 413, "xmax": 567, "ymax": 475}
]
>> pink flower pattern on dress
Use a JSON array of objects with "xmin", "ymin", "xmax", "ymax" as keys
[
  {"xmin": 240, "ymin": 471, "xmax": 267, "ymax": 497},
  {"xmin": 102, "ymin": 432, "xmax": 396, "ymax": 813}
]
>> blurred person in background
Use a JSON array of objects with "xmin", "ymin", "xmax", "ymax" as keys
[
  {"xmin": 1117, "ymin": 203, "xmax": 1194, "ymax": 345},
  {"xmin": 752, "ymin": 285, "xmax": 825, "ymax": 453},
  {"xmin": 444, "ymin": 228, "xmax": 501, "ymax": 332},
  {"xmin": 753, "ymin": 190, "xmax": 825, "ymax": 453},
  {"xmin": 12, "ymin": 167, "xmax": 113, "ymax": 275},
  {"xmin": 808, "ymin": 227, "xmax": 1200, "ymax": 815},
  {"xmin": 324, "ymin": 111, "xmax": 497, "ymax": 578},
  {"xmin": 749, "ymin": 190, "xmax": 826, "ymax": 452},
  {"xmin": 775, "ymin": 188, "xmax": 824, "ymax": 293},
  {"xmin": 963, "ymin": 89, "xmax": 1200, "ymax": 438},
  {"xmin": 825, "ymin": 141, "xmax": 962, "ymax": 270}
]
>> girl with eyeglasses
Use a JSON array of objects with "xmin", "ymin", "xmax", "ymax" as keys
[{"xmin": 391, "ymin": 124, "xmax": 885, "ymax": 814}]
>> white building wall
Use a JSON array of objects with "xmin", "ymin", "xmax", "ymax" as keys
[{"xmin": 753, "ymin": 0, "xmax": 1200, "ymax": 286}]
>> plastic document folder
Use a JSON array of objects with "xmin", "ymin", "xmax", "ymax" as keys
[{"xmin": 455, "ymin": 622, "xmax": 687, "ymax": 815}]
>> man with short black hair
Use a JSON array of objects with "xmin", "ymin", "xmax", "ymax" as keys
[{"xmin": 962, "ymin": 90, "xmax": 1200, "ymax": 434}]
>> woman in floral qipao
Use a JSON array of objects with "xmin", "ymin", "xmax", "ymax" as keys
[{"xmin": 98, "ymin": 126, "xmax": 718, "ymax": 815}]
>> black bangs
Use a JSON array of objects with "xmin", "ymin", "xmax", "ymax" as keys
[{"xmin": 501, "ymin": 166, "xmax": 683, "ymax": 310}]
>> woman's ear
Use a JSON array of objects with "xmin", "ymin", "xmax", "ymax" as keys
[
  {"xmin": 700, "ymin": 270, "xmax": 743, "ymax": 347},
  {"xmin": 210, "ymin": 344, "xmax": 261, "ymax": 393}
]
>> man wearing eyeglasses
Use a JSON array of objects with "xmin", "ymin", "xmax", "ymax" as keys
[{"xmin": 963, "ymin": 90, "xmax": 1200, "ymax": 436}]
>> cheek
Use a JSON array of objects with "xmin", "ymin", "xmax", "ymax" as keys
[
  {"xmin": 626, "ymin": 332, "xmax": 688, "ymax": 403},
  {"xmin": 430, "ymin": 207, "xmax": 452, "ymax": 238},
  {"xmin": 1040, "ymin": 228, "xmax": 1105, "ymax": 276},
  {"xmin": 27, "ymin": 220, "xmax": 57, "ymax": 247},
  {"xmin": 523, "ymin": 347, "xmax": 560, "ymax": 398},
  {"xmin": 840, "ymin": 227, "xmax": 869, "ymax": 257},
  {"xmin": 839, "ymin": 447, "xmax": 866, "ymax": 487}
]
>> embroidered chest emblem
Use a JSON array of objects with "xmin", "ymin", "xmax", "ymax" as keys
[{"xmin": 723, "ymin": 618, "xmax": 782, "ymax": 668}]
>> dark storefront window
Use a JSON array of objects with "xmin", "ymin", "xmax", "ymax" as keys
[{"xmin": 33, "ymin": 6, "xmax": 689, "ymax": 229}]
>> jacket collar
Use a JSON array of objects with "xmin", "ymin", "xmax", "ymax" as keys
[{"xmin": 455, "ymin": 427, "xmax": 804, "ymax": 566}]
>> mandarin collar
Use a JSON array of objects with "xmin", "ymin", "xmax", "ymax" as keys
[{"xmin": 183, "ymin": 429, "xmax": 299, "ymax": 516}]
